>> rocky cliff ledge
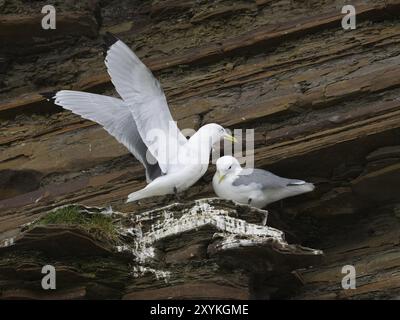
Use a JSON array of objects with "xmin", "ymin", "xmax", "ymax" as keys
[
  {"xmin": 1, "ymin": 0, "xmax": 400, "ymax": 299},
  {"xmin": 0, "ymin": 199, "xmax": 322, "ymax": 299}
]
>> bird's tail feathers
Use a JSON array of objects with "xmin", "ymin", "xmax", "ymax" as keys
[
  {"xmin": 126, "ymin": 189, "xmax": 148, "ymax": 203},
  {"xmin": 287, "ymin": 179, "xmax": 306, "ymax": 186},
  {"xmin": 290, "ymin": 182, "xmax": 315, "ymax": 194}
]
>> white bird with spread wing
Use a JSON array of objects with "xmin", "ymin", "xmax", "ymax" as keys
[{"xmin": 42, "ymin": 33, "xmax": 236, "ymax": 203}]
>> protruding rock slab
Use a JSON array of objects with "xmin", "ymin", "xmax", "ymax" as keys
[
  {"xmin": 0, "ymin": 199, "xmax": 322, "ymax": 299},
  {"xmin": 118, "ymin": 198, "xmax": 322, "ymax": 299},
  {"xmin": 123, "ymin": 198, "xmax": 322, "ymax": 268},
  {"xmin": 352, "ymin": 145, "xmax": 400, "ymax": 203}
]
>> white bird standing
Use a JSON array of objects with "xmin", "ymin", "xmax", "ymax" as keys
[
  {"xmin": 42, "ymin": 33, "xmax": 236, "ymax": 203},
  {"xmin": 213, "ymin": 156, "xmax": 315, "ymax": 208}
]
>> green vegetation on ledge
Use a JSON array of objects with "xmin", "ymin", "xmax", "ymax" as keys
[{"xmin": 37, "ymin": 205, "xmax": 119, "ymax": 243}]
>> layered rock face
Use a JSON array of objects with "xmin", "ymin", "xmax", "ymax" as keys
[
  {"xmin": 0, "ymin": 201, "xmax": 323, "ymax": 299},
  {"xmin": 1, "ymin": 0, "xmax": 400, "ymax": 299}
]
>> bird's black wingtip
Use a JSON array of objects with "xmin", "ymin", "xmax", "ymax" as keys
[
  {"xmin": 102, "ymin": 32, "xmax": 119, "ymax": 56},
  {"xmin": 40, "ymin": 91, "xmax": 57, "ymax": 101}
]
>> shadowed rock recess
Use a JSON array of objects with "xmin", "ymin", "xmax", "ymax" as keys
[{"xmin": 0, "ymin": 0, "xmax": 399, "ymax": 299}]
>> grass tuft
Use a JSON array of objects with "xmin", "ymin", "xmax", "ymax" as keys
[{"xmin": 37, "ymin": 205, "xmax": 119, "ymax": 242}]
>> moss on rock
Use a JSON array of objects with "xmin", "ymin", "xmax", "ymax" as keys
[{"xmin": 36, "ymin": 205, "xmax": 119, "ymax": 243}]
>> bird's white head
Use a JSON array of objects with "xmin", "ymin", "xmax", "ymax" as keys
[
  {"xmin": 196, "ymin": 123, "xmax": 237, "ymax": 146},
  {"xmin": 215, "ymin": 155, "xmax": 242, "ymax": 183}
]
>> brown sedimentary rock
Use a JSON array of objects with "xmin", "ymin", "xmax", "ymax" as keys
[{"xmin": 1, "ymin": 0, "xmax": 400, "ymax": 299}]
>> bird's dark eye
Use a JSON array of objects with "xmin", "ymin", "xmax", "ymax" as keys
[{"xmin": 228, "ymin": 165, "xmax": 232, "ymax": 170}]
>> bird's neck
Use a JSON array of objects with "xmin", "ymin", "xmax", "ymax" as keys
[
  {"xmin": 228, "ymin": 167, "xmax": 242, "ymax": 180},
  {"xmin": 234, "ymin": 166, "xmax": 243, "ymax": 176},
  {"xmin": 187, "ymin": 131, "xmax": 213, "ymax": 164}
]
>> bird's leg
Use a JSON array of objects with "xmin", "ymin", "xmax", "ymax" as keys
[
  {"xmin": 173, "ymin": 186, "xmax": 182, "ymax": 202},
  {"xmin": 247, "ymin": 198, "xmax": 252, "ymax": 206},
  {"xmin": 280, "ymin": 200, "xmax": 284, "ymax": 209},
  {"xmin": 165, "ymin": 194, "xmax": 174, "ymax": 203},
  {"xmin": 261, "ymin": 211, "xmax": 268, "ymax": 226}
]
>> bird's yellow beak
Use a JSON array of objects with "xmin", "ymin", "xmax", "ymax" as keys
[
  {"xmin": 223, "ymin": 133, "xmax": 238, "ymax": 143},
  {"xmin": 218, "ymin": 172, "xmax": 226, "ymax": 184}
]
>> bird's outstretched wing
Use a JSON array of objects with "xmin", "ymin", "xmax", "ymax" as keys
[
  {"xmin": 42, "ymin": 90, "xmax": 162, "ymax": 182},
  {"xmin": 233, "ymin": 168, "xmax": 306, "ymax": 190},
  {"xmin": 103, "ymin": 32, "xmax": 187, "ymax": 174}
]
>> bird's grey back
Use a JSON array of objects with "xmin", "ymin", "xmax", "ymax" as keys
[{"xmin": 232, "ymin": 168, "xmax": 304, "ymax": 189}]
